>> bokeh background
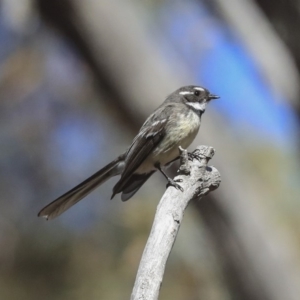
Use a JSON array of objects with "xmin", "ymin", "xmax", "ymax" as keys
[{"xmin": 1, "ymin": 0, "xmax": 300, "ymax": 299}]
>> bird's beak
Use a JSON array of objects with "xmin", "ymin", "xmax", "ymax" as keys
[{"xmin": 208, "ymin": 94, "xmax": 220, "ymax": 101}]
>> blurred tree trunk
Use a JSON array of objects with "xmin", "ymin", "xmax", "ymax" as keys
[
  {"xmin": 254, "ymin": 0, "xmax": 300, "ymax": 81},
  {"xmin": 254, "ymin": 0, "xmax": 300, "ymax": 152}
]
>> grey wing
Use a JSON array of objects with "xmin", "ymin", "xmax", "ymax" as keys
[{"xmin": 112, "ymin": 105, "xmax": 172, "ymax": 197}]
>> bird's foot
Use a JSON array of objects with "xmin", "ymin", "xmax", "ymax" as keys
[
  {"xmin": 188, "ymin": 151, "xmax": 205, "ymax": 161},
  {"xmin": 166, "ymin": 178, "xmax": 184, "ymax": 192}
]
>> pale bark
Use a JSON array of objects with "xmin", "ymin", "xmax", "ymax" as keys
[{"xmin": 130, "ymin": 146, "xmax": 221, "ymax": 300}]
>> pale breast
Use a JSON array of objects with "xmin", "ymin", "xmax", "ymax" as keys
[{"xmin": 136, "ymin": 110, "xmax": 201, "ymax": 173}]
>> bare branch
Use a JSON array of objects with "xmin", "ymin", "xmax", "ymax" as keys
[{"xmin": 131, "ymin": 145, "xmax": 221, "ymax": 300}]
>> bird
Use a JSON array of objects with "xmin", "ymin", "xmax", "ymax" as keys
[{"xmin": 38, "ymin": 85, "xmax": 219, "ymax": 220}]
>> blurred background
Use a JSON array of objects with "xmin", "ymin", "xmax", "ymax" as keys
[{"xmin": 1, "ymin": 0, "xmax": 300, "ymax": 299}]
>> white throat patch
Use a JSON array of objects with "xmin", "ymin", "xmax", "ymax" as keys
[{"xmin": 186, "ymin": 101, "xmax": 206, "ymax": 112}]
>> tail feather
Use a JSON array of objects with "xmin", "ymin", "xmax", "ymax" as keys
[{"xmin": 38, "ymin": 156, "xmax": 124, "ymax": 220}]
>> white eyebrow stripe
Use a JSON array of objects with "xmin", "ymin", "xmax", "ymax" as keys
[
  {"xmin": 194, "ymin": 87, "xmax": 205, "ymax": 91},
  {"xmin": 179, "ymin": 91, "xmax": 193, "ymax": 95}
]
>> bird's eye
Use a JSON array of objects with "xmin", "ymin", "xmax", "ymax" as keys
[{"xmin": 194, "ymin": 90, "xmax": 200, "ymax": 96}]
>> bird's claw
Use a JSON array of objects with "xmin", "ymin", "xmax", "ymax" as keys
[
  {"xmin": 166, "ymin": 178, "xmax": 184, "ymax": 192},
  {"xmin": 188, "ymin": 152, "xmax": 204, "ymax": 161}
]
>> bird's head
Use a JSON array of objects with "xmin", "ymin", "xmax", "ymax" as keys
[{"xmin": 167, "ymin": 85, "xmax": 219, "ymax": 114}]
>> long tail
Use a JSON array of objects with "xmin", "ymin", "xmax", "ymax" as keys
[{"xmin": 38, "ymin": 156, "xmax": 125, "ymax": 220}]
